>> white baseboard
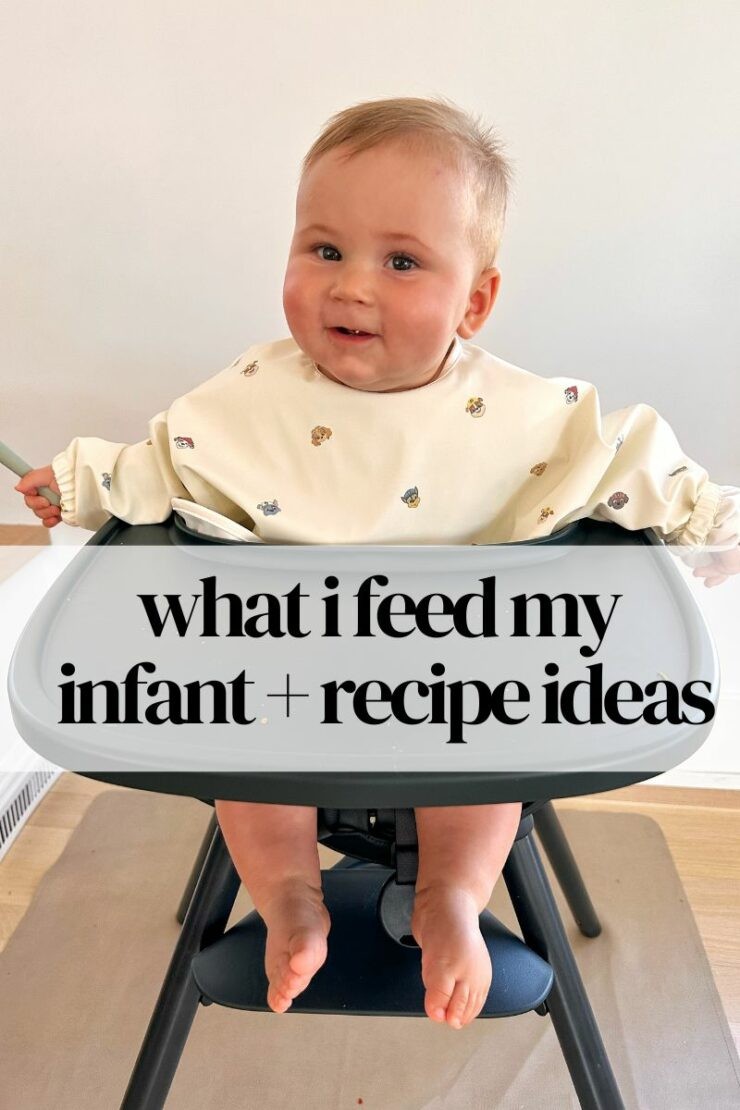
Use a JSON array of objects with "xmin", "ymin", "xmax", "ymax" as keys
[
  {"xmin": 650, "ymin": 770, "xmax": 740, "ymax": 789},
  {"xmin": 0, "ymin": 547, "xmax": 76, "ymax": 857}
]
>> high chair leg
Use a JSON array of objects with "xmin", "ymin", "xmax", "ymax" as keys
[
  {"xmin": 534, "ymin": 802, "xmax": 602, "ymax": 937},
  {"xmin": 503, "ymin": 814, "xmax": 624, "ymax": 1110},
  {"xmin": 176, "ymin": 811, "xmax": 218, "ymax": 924},
  {"xmin": 121, "ymin": 825, "xmax": 240, "ymax": 1110}
]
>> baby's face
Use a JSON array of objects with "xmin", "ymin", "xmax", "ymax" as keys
[{"xmin": 283, "ymin": 141, "xmax": 498, "ymax": 392}]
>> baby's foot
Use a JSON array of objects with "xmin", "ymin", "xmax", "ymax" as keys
[
  {"xmin": 259, "ymin": 879, "xmax": 331, "ymax": 1013},
  {"xmin": 411, "ymin": 884, "xmax": 492, "ymax": 1029}
]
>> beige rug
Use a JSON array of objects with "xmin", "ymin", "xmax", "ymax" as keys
[{"xmin": 1, "ymin": 792, "xmax": 738, "ymax": 1110}]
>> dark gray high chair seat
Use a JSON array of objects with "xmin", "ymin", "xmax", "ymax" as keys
[{"xmin": 8, "ymin": 514, "xmax": 718, "ymax": 1110}]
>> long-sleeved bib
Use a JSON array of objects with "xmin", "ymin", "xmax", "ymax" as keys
[{"xmin": 53, "ymin": 336, "xmax": 739, "ymax": 549}]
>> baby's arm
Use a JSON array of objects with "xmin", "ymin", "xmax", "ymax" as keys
[
  {"xmin": 17, "ymin": 410, "xmax": 189, "ymax": 531},
  {"xmin": 15, "ymin": 348, "xmax": 260, "ymax": 532},
  {"xmin": 557, "ymin": 390, "xmax": 740, "ymax": 582}
]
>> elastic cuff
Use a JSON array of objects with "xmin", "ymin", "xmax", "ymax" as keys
[
  {"xmin": 705, "ymin": 486, "xmax": 740, "ymax": 549},
  {"xmin": 51, "ymin": 452, "xmax": 78, "ymax": 525},
  {"xmin": 669, "ymin": 481, "xmax": 724, "ymax": 548}
]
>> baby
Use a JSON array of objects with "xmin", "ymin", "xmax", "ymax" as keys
[{"xmin": 17, "ymin": 97, "xmax": 740, "ymax": 1028}]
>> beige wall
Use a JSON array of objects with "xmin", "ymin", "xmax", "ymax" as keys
[{"xmin": 2, "ymin": 0, "xmax": 739, "ymax": 524}]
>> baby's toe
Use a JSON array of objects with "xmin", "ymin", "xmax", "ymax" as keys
[
  {"xmin": 287, "ymin": 929, "xmax": 326, "ymax": 978},
  {"xmin": 445, "ymin": 981, "xmax": 470, "ymax": 1029},
  {"xmin": 265, "ymin": 955, "xmax": 292, "ymax": 1010},
  {"xmin": 422, "ymin": 968, "xmax": 456, "ymax": 1024},
  {"xmin": 265, "ymin": 928, "xmax": 328, "ymax": 1013},
  {"xmin": 266, "ymin": 981, "xmax": 293, "ymax": 1013},
  {"xmin": 461, "ymin": 987, "xmax": 487, "ymax": 1027}
]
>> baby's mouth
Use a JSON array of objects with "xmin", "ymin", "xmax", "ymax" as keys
[{"xmin": 329, "ymin": 326, "xmax": 378, "ymax": 341}]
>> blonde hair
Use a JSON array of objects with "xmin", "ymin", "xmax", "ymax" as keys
[{"xmin": 302, "ymin": 97, "xmax": 513, "ymax": 268}]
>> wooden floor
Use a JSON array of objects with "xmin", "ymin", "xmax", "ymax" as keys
[
  {"xmin": 0, "ymin": 774, "xmax": 738, "ymax": 1054},
  {"xmin": 0, "ymin": 523, "xmax": 50, "ymax": 579},
  {"xmin": 0, "ymin": 524, "xmax": 50, "ymax": 544}
]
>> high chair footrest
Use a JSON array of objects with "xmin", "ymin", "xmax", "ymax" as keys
[{"xmin": 191, "ymin": 865, "xmax": 553, "ymax": 1017}]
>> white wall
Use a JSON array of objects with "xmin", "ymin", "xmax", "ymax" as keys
[{"xmin": 1, "ymin": 0, "xmax": 739, "ymax": 525}]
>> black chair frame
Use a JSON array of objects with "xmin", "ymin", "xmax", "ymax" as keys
[{"xmin": 121, "ymin": 800, "xmax": 624, "ymax": 1110}]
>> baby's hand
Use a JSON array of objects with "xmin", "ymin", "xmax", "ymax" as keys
[
  {"xmin": 15, "ymin": 467, "xmax": 62, "ymax": 529},
  {"xmin": 691, "ymin": 545, "xmax": 740, "ymax": 588}
]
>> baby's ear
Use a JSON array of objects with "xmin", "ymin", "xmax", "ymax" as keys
[{"xmin": 458, "ymin": 269, "xmax": 501, "ymax": 339}]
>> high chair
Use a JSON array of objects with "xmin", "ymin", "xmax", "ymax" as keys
[{"xmin": 8, "ymin": 514, "xmax": 717, "ymax": 1110}]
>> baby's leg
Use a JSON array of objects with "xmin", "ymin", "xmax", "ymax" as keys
[
  {"xmin": 412, "ymin": 803, "xmax": 522, "ymax": 1029},
  {"xmin": 214, "ymin": 801, "xmax": 330, "ymax": 1013}
]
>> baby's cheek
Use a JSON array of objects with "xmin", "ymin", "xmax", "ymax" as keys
[
  {"xmin": 282, "ymin": 265, "xmax": 312, "ymax": 324},
  {"xmin": 282, "ymin": 270, "xmax": 297, "ymax": 312},
  {"xmin": 397, "ymin": 290, "xmax": 454, "ymax": 337}
]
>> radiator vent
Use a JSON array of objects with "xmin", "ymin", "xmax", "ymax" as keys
[{"xmin": 0, "ymin": 770, "xmax": 59, "ymax": 860}]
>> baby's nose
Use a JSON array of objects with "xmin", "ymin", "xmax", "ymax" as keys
[{"xmin": 330, "ymin": 264, "xmax": 374, "ymax": 303}]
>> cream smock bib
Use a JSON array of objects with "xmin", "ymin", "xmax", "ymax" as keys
[{"xmin": 52, "ymin": 337, "xmax": 739, "ymax": 550}]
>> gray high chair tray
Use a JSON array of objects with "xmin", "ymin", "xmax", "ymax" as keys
[{"xmin": 8, "ymin": 514, "xmax": 718, "ymax": 807}]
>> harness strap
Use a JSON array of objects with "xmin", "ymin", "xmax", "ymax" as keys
[{"xmin": 393, "ymin": 808, "xmax": 419, "ymax": 885}]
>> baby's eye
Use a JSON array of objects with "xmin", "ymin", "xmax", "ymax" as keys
[
  {"xmin": 388, "ymin": 253, "xmax": 418, "ymax": 271},
  {"xmin": 316, "ymin": 245, "xmax": 341, "ymax": 262}
]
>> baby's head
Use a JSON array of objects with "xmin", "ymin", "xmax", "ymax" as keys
[{"xmin": 282, "ymin": 97, "xmax": 511, "ymax": 392}]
